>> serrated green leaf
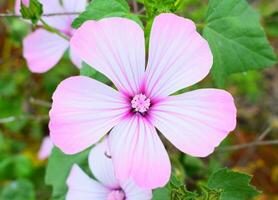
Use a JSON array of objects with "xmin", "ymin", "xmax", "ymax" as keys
[
  {"xmin": 72, "ymin": 0, "xmax": 142, "ymax": 28},
  {"xmin": 203, "ymin": 0, "xmax": 277, "ymax": 86},
  {"xmin": 198, "ymin": 186, "xmax": 221, "ymax": 200},
  {"xmin": 207, "ymin": 168, "xmax": 260, "ymax": 200},
  {"xmin": 170, "ymin": 175, "xmax": 198, "ymax": 200},
  {"xmin": 45, "ymin": 147, "xmax": 90, "ymax": 200},
  {"xmin": 20, "ymin": 0, "xmax": 43, "ymax": 24}
]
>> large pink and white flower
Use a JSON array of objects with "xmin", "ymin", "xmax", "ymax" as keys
[
  {"xmin": 15, "ymin": 0, "xmax": 87, "ymax": 73},
  {"xmin": 66, "ymin": 139, "xmax": 152, "ymax": 200},
  {"xmin": 50, "ymin": 13, "xmax": 237, "ymax": 189}
]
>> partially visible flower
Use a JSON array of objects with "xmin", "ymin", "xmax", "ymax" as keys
[
  {"xmin": 38, "ymin": 136, "xmax": 54, "ymax": 160},
  {"xmin": 15, "ymin": 0, "xmax": 30, "ymax": 10},
  {"xmin": 15, "ymin": 0, "xmax": 87, "ymax": 73},
  {"xmin": 22, "ymin": 0, "xmax": 30, "ymax": 7},
  {"xmin": 50, "ymin": 13, "xmax": 237, "ymax": 189},
  {"xmin": 66, "ymin": 139, "xmax": 152, "ymax": 200}
]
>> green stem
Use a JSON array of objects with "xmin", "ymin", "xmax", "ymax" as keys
[
  {"xmin": 39, "ymin": 18, "xmax": 69, "ymax": 41},
  {"xmin": 136, "ymin": 14, "xmax": 147, "ymax": 20},
  {"xmin": 196, "ymin": 23, "xmax": 205, "ymax": 30}
]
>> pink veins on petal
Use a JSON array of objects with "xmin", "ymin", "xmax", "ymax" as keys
[
  {"xmin": 66, "ymin": 139, "xmax": 152, "ymax": 200},
  {"xmin": 50, "ymin": 13, "xmax": 237, "ymax": 189}
]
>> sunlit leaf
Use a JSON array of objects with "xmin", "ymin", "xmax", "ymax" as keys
[
  {"xmin": 203, "ymin": 0, "xmax": 277, "ymax": 86},
  {"xmin": 207, "ymin": 168, "xmax": 260, "ymax": 200}
]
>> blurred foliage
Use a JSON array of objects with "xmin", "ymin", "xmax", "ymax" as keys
[
  {"xmin": 0, "ymin": 0, "xmax": 277, "ymax": 199},
  {"xmin": 0, "ymin": 179, "xmax": 35, "ymax": 200}
]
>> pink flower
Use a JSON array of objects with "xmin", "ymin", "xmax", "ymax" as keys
[
  {"xmin": 15, "ymin": 0, "xmax": 87, "ymax": 73},
  {"xmin": 22, "ymin": 0, "xmax": 30, "ymax": 7},
  {"xmin": 15, "ymin": 0, "xmax": 30, "ymax": 9},
  {"xmin": 66, "ymin": 139, "xmax": 152, "ymax": 200},
  {"xmin": 38, "ymin": 136, "xmax": 54, "ymax": 160},
  {"xmin": 50, "ymin": 13, "xmax": 237, "ymax": 189}
]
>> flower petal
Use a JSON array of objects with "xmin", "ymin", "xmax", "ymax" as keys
[
  {"xmin": 152, "ymin": 89, "xmax": 237, "ymax": 157},
  {"xmin": 70, "ymin": 18, "xmax": 145, "ymax": 96},
  {"xmin": 38, "ymin": 136, "xmax": 54, "ymax": 160},
  {"xmin": 14, "ymin": 0, "xmax": 30, "ymax": 15},
  {"xmin": 144, "ymin": 13, "xmax": 213, "ymax": 99},
  {"xmin": 89, "ymin": 138, "xmax": 119, "ymax": 189},
  {"xmin": 39, "ymin": 0, "xmax": 70, "ymax": 31},
  {"xmin": 121, "ymin": 179, "xmax": 152, "ymax": 200},
  {"xmin": 62, "ymin": 0, "xmax": 87, "ymax": 23},
  {"xmin": 108, "ymin": 116, "xmax": 171, "ymax": 189},
  {"xmin": 69, "ymin": 47, "xmax": 82, "ymax": 68},
  {"xmin": 49, "ymin": 76, "xmax": 128, "ymax": 154},
  {"xmin": 14, "ymin": 0, "xmax": 21, "ymax": 15},
  {"xmin": 66, "ymin": 164, "xmax": 110, "ymax": 200},
  {"xmin": 23, "ymin": 29, "xmax": 68, "ymax": 73}
]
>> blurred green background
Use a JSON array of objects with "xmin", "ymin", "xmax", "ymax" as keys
[{"xmin": 0, "ymin": 0, "xmax": 277, "ymax": 199}]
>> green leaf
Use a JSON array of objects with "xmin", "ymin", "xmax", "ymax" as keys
[
  {"xmin": 203, "ymin": 0, "xmax": 277, "ymax": 86},
  {"xmin": 207, "ymin": 168, "xmax": 260, "ymax": 200},
  {"xmin": 152, "ymin": 187, "xmax": 170, "ymax": 200},
  {"xmin": 183, "ymin": 155, "xmax": 205, "ymax": 177},
  {"xmin": 20, "ymin": 0, "xmax": 43, "ymax": 24},
  {"xmin": 80, "ymin": 62, "xmax": 111, "ymax": 84},
  {"xmin": 0, "ymin": 179, "xmax": 35, "ymax": 200},
  {"xmin": 72, "ymin": 0, "xmax": 142, "ymax": 28},
  {"xmin": 45, "ymin": 147, "xmax": 90, "ymax": 200},
  {"xmin": 152, "ymin": 175, "xmax": 198, "ymax": 200},
  {"xmin": 170, "ymin": 176, "xmax": 198, "ymax": 200},
  {"xmin": 198, "ymin": 186, "xmax": 221, "ymax": 200}
]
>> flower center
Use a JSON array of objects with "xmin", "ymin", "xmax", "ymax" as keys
[
  {"xmin": 131, "ymin": 94, "xmax": 151, "ymax": 114},
  {"xmin": 107, "ymin": 190, "xmax": 125, "ymax": 200}
]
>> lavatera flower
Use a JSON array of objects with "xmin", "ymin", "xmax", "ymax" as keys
[
  {"xmin": 67, "ymin": 138, "xmax": 152, "ymax": 200},
  {"xmin": 15, "ymin": 0, "xmax": 87, "ymax": 73},
  {"xmin": 49, "ymin": 13, "xmax": 237, "ymax": 189}
]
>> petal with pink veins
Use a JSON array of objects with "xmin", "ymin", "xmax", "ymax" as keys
[
  {"xmin": 69, "ymin": 48, "xmax": 82, "ymax": 68},
  {"xmin": 121, "ymin": 179, "xmax": 152, "ymax": 200},
  {"xmin": 70, "ymin": 18, "xmax": 145, "ymax": 96},
  {"xmin": 23, "ymin": 29, "xmax": 69, "ymax": 73},
  {"xmin": 49, "ymin": 76, "xmax": 129, "ymax": 154},
  {"xmin": 88, "ymin": 138, "xmax": 119, "ymax": 189},
  {"xmin": 66, "ymin": 164, "xmax": 110, "ymax": 200},
  {"xmin": 144, "ymin": 13, "xmax": 213, "ymax": 99},
  {"xmin": 151, "ymin": 89, "xmax": 237, "ymax": 157},
  {"xmin": 108, "ymin": 116, "xmax": 171, "ymax": 189},
  {"xmin": 39, "ymin": 0, "xmax": 70, "ymax": 32},
  {"xmin": 62, "ymin": 0, "xmax": 87, "ymax": 23}
]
